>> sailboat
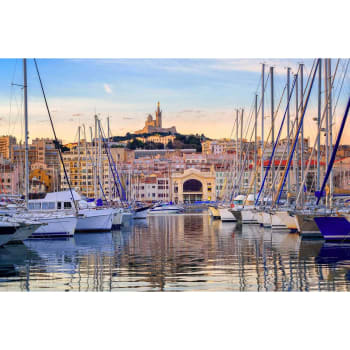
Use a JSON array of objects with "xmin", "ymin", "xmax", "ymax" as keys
[
  {"xmin": 268, "ymin": 59, "xmax": 325, "ymax": 237},
  {"xmin": 291, "ymin": 59, "xmax": 349, "ymax": 239},
  {"xmin": 312, "ymin": 95, "xmax": 350, "ymax": 241},
  {"xmin": 10, "ymin": 59, "xmax": 78, "ymax": 238}
]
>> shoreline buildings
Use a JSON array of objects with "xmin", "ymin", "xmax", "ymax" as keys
[{"xmin": 2, "ymin": 98, "xmax": 350, "ymax": 203}]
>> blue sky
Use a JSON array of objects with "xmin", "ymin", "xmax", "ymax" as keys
[{"xmin": 0, "ymin": 58, "xmax": 348, "ymax": 143}]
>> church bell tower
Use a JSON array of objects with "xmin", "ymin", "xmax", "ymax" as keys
[{"xmin": 155, "ymin": 101, "xmax": 162, "ymax": 128}]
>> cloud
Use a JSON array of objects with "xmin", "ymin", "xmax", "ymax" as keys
[
  {"xmin": 104, "ymin": 83, "xmax": 112, "ymax": 94},
  {"xmin": 123, "ymin": 117, "xmax": 134, "ymax": 120}
]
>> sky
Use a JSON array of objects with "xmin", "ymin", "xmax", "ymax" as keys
[{"xmin": 0, "ymin": 58, "xmax": 349, "ymax": 144}]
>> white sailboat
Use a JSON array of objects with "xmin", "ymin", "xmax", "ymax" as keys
[{"xmin": 10, "ymin": 59, "xmax": 78, "ymax": 239}]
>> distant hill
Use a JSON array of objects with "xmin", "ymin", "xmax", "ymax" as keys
[{"xmin": 112, "ymin": 132, "xmax": 210, "ymax": 152}]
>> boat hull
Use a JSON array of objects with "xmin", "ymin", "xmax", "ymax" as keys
[
  {"xmin": 9, "ymin": 223, "xmax": 42, "ymax": 243},
  {"xmin": 30, "ymin": 216, "xmax": 77, "ymax": 238},
  {"xmin": 229, "ymin": 209, "xmax": 241, "ymax": 222},
  {"xmin": 208, "ymin": 206, "xmax": 221, "ymax": 220},
  {"xmin": 241, "ymin": 209, "xmax": 258, "ymax": 224},
  {"xmin": 314, "ymin": 216, "xmax": 350, "ymax": 241},
  {"xmin": 148, "ymin": 209, "xmax": 182, "ymax": 215},
  {"xmin": 0, "ymin": 223, "xmax": 16, "ymax": 246},
  {"xmin": 295, "ymin": 214, "xmax": 323, "ymax": 239},
  {"xmin": 133, "ymin": 207, "xmax": 149, "ymax": 219},
  {"xmin": 77, "ymin": 209, "xmax": 114, "ymax": 232},
  {"xmin": 271, "ymin": 211, "xmax": 298, "ymax": 232},
  {"xmin": 262, "ymin": 212, "xmax": 271, "ymax": 228}
]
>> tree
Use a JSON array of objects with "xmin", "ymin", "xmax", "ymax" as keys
[{"xmin": 127, "ymin": 139, "xmax": 144, "ymax": 150}]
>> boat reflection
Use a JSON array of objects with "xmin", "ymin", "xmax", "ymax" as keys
[
  {"xmin": 1, "ymin": 214, "xmax": 350, "ymax": 291},
  {"xmin": 0, "ymin": 243, "xmax": 41, "ymax": 290}
]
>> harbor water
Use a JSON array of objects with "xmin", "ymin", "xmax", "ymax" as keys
[{"xmin": 1, "ymin": 212, "xmax": 350, "ymax": 291}]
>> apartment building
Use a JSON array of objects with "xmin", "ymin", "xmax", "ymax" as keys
[{"xmin": 0, "ymin": 135, "xmax": 16, "ymax": 159}]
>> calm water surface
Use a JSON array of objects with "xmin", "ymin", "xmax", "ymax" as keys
[{"xmin": 1, "ymin": 213, "xmax": 350, "ymax": 291}]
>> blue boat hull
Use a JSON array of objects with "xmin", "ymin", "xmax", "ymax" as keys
[{"xmin": 314, "ymin": 216, "xmax": 350, "ymax": 241}]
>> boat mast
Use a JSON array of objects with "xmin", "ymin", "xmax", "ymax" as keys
[
  {"xmin": 240, "ymin": 108, "xmax": 244, "ymax": 193},
  {"xmin": 107, "ymin": 116, "xmax": 112, "ymax": 201},
  {"xmin": 98, "ymin": 118, "xmax": 102, "ymax": 199},
  {"xmin": 328, "ymin": 59, "xmax": 333, "ymax": 208},
  {"xmin": 286, "ymin": 67, "xmax": 291, "ymax": 205},
  {"xmin": 235, "ymin": 108, "xmax": 239, "ymax": 198},
  {"xmin": 23, "ymin": 58, "xmax": 29, "ymax": 209},
  {"xmin": 94, "ymin": 115, "xmax": 98, "ymax": 198},
  {"xmin": 300, "ymin": 63, "xmax": 304, "ymax": 206},
  {"xmin": 261, "ymin": 64, "xmax": 265, "ymax": 197},
  {"xmin": 78, "ymin": 125, "xmax": 81, "ymax": 186},
  {"xmin": 324, "ymin": 60, "xmax": 329, "ymax": 207},
  {"xmin": 254, "ymin": 94, "xmax": 258, "ymax": 200},
  {"xmin": 83, "ymin": 125, "xmax": 89, "ymax": 197},
  {"xmin": 90, "ymin": 126, "xmax": 96, "ymax": 198},
  {"xmin": 294, "ymin": 72, "xmax": 299, "ymax": 204},
  {"xmin": 270, "ymin": 66, "xmax": 275, "ymax": 199},
  {"xmin": 317, "ymin": 60, "xmax": 322, "ymax": 196}
]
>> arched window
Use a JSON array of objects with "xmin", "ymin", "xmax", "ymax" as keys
[{"xmin": 183, "ymin": 179, "xmax": 202, "ymax": 192}]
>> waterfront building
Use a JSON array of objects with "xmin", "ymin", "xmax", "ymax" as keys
[
  {"xmin": 60, "ymin": 140, "xmax": 128, "ymax": 199},
  {"xmin": 12, "ymin": 138, "xmax": 61, "ymax": 192},
  {"xmin": 130, "ymin": 173, "xmax": 171, "ymax": 202},
  {"xmin": 214, "ymin": 165, "xmax": 234, "ymax": 200},
  {"xmin": 61, "ymin": 139, "xmax": 104, "ymax": 198},
  {"xmin": 29, "ymin": 163, "xmax": 59, "ymax": 193},
  {"xmin": 171, "ymin": 167, "xmax": 216, "ymax": 203},
  {"xmin": 0, "ymin": 135, "xmax": 16, "ymax": 159},
  {"xmin": 0, "ymin": 157, "xmax": 21, "ymax": 196}
]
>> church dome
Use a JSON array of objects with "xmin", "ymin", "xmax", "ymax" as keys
[{"xmin": 147, "ymin": 114, "xmax": 153, "ymax": 122}]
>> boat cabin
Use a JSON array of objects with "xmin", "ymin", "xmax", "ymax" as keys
[{"xmin": 28, "ymin": 190, "xmax": 95, "ymax": 211}]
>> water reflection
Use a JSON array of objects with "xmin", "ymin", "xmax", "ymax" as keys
[{"xmin": 1, "ymin": 213, "xmax": 350, "ymax": 291}]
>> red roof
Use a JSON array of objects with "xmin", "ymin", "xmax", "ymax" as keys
[{"xmin": 260, "ymin": 159, "xmax": 326, "ymax": 167}]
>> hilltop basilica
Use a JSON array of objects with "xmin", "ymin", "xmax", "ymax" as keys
[{"xmin": 134, "ymin": 102, "xmax": 177, "ymax": 135}]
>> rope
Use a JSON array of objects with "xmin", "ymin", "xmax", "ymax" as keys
[{"xmin": 33, "ymin": 58, "xmax": 78, "ymax": 214}]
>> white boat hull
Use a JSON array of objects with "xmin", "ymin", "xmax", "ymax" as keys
[
  {"xmin": 241, "ymin": 209, "xmax": 258, "ymax": 224},
  {"xmin": 77, "ymin": 208, "xmax": 114, "ymax": 232},
  {"xmin": 148, "ymin": 204, "xmax": 183, "ymax": 215},
  {"xmin": 133, "ymin": 209, "xmax": 149, "ymax": 219},
  {"xmin": 262, "ymin": 212, "xmax": 271, "ymax": 228},
  {"xmin": 256, "ymin": 212, "xmax": 264, "ymax": 225},
  {"xmin": 112, "ymin": 210, "xmax": 123, "ymax": 228},
  {"xmin": 30, "ymin": 215, "xmax": 77, "ymax": 238},
  {"xmin": 148, "ymin": 209, "xmax": 182, "ymax": 215},
  {"xmin": 271, "ymin": 211, "xmax": 298, "ymax": 232},
  {"xmin": 219, "ymin": 208, "xmax": 236, "ymax": 222}
]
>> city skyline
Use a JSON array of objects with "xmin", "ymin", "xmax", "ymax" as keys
[{"xmin": 0, "ymin": 58, "xmax": 348, "ymax": 144}]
